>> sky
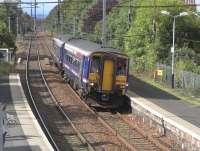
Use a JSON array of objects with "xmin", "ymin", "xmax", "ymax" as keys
[
  {"xmin": 197, "ymin": 0, "xmax": 200, "ymax": 11},
  {"xmin": 21, "ymin": 0, "xmax": 200, "ymax": 19},
  {"xmin": 21, "ymin": 0, "xmax": 57, "ymax": 18}
]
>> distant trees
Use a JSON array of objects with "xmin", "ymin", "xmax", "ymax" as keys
[
  {"xmin": 0, "ymin": 4, "xmax": 31, "ymax": 48},
  {"xmin": 46, "ymin": 0, "xmax": 95, "ymax": 34}
]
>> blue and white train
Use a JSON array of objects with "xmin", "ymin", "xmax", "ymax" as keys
[{"xmin": 52, "ymin": 35, "xmax": 129, "ymax": 102}]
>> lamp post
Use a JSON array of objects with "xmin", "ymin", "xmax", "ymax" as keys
[{"xmin": 161, "ymin": 10, "xmax": 188, "ymax": 88}]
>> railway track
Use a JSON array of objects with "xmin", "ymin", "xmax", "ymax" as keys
[
  {"xmin": 25, "ymin": 35, "xmax": 95, "ymax": 151},
  {"xmin": 39, "ymin": 34, "xmax": 178, "ymax": 151},
  {"xmin": 25, "ymin": 36, "xmax": 60, "ymax": 151},
  {"xmin": 66, "ymin": 84, "xmax": 168, "ymax": 151},
  {"xmin": 38, "ymin": 35, "xmax": 131, "ymax": 151}
]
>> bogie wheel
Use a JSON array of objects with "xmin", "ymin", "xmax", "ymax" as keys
[{"xmin": 80, "ymin": 90, "xmax": 87, "ymax": 101}]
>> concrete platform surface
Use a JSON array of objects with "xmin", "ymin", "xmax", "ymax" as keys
[{"xmin": 0, "ymin": 74, "xmax": 54, "ymax": 151}]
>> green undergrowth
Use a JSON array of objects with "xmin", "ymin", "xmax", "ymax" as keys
[
  {"xmin": 0, "ymin": 62, "xmax": 12, "ymax": 76},
  {"xmin": 133, "ymin": 73, "xmax": 200, "ymax": 105}
]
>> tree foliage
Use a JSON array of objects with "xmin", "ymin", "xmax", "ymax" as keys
[
  {"xmin": 93, "ymin": 0, "xmax": 138, "ymax": 48},
  {"xmin": 123, "ymin": 0, "xmax": 200, "ymax": 72},
  {"xmin": 0, "ymin": 4, "xmax": 24, "ymax": 48},
  {"xmin": 46, "ymin": 0, "xmax": 200, "ymax": 73},
  {"xmin": 46, "ymin": 0, "xmax": 96, "ymax": 34}
]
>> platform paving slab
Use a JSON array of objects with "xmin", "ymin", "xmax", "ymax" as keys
[{"xmin": 0, "ymin": 74, "xmax": 54, "ymax": 151}]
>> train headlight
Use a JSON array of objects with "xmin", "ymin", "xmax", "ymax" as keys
[
  {"xmin": 89, "ymin": 82, "xmax": 94, "ymax": 86},
  {"xmin": 120, "ymin": 85, "xmax": 125, "ymax": 89}
]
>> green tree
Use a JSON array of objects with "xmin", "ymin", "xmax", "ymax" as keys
[
  {"xmin": 0, "ymin": 4, "xmax": 23, "ymax": 48},
  {"xmin": 124, "ymin": 0, "xmax": 200, "ymax": 72}
]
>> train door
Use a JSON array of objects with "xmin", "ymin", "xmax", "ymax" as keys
[
  {"xmin": 102, "ymin": 59, "xmax": 114, "ymax": 91},
  {"xmin": 60, "ymin": 44, "xmax": 65, "ymax": 63}
]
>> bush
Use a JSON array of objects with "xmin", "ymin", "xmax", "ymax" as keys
[{"xmin": 176, "ymin": 47, "xmax": 200, "ymax": 74}]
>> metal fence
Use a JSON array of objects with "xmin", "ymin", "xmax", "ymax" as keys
[
  {"xmin": 129, "ymin": 59, "xmax": 200, "ymax": 89},
  {"xmin": 156, "ymin": 63, "xmax": 200, "ymax": 89}
]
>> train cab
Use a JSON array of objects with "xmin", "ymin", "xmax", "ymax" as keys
[{"xmin": 88, "ymin": 51, "xmax": 129, "ymax": 101}]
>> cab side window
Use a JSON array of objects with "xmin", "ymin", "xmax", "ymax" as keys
[
  {"xmin": 91, "ymin": 56, "xmax": 100, "ymax": 73},
  {"xmin": 117, "ymin": 59, "xmax": 126, "ymax": 76}
]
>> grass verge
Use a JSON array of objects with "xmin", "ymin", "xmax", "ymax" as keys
[{"xmin": 0, "ymin": 62, "xmax": 12, "ymax": 76}]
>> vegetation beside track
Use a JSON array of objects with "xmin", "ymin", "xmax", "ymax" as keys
[
  {"xmin": 0, "ymin": 4, "xmax": 31, "ymax": 48},
  {"xmin": 134, "ymin": 73, "xmax": 200, "ymax": 105},
  {"xmin": 0, "ymin": 62, "xmax": 12, "ymax": 75}
]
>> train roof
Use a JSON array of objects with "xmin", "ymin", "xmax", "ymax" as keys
[
  {"xmin": 53, "ymin": 34, "xmax": 72, "ymax": 47},
  {"xmin": 65, "ymin": 39, "xmax": 128, "ymax": 57},
  {"xmin": 55, "ymin": 35, "xmax": 128, "ymax": 57},
  {"xmin": 53, "ymin": 37, "xmax": 64, "ymax": 47},
  {"xmin": 58, "ymin": 34, "xmax": 73, "ymax": 42}
]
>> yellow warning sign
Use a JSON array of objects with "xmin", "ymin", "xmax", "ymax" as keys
[{"xmin": 156, "ymin": 70, "xmax": 163, "ymax": 76}]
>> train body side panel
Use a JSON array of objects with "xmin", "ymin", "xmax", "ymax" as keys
[
  {"xmin": 62, "ymin": 47, "xmax": 83, "ymax": 90},
  {"xmin": 63, "ymin": 49, "xmax": 78, "ymax": 77}
]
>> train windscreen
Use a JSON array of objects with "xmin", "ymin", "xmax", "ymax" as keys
[{"xmin": 116, "ymin": 58, "xmax": 127, "ymax": 76}]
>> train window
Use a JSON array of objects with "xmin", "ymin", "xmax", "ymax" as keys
[
  {"xmin": 116, "ymin": 59, "xmax": 127, "ymax": 75},
  {"xmin": 66, "ymin": 55, "xmax": 70, "ymax": 63},
  {"xmin": 65, "ymin": 54, "xmax": 81, "ymax": 69},
  {"xmin": 91, "ymin": 56, "xmax": 100, "ymax": 73},
  {"xmin": 66, "ymin": 55, "xmax": 72, "ymax": 64},
  {"xmin": 65, "ymin": 55, "xmax": 69, "ymax": 62},
  {"xmin": 73, "ymin": 59, "xmax": 80, "ymax": 69},
  {"xmin": 69, "ymin": 57, "xmax": 73, "ymax": 64}
]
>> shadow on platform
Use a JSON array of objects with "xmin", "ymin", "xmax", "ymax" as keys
[{"xmin": 4, "ymin": 145, "xmax": 40, "ymax": 151}]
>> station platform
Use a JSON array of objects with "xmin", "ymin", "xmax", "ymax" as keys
[
  {"xmin": 0, "ymin": 74, "xmax": 54, "ymax": 151},
  {"xmin": 127, "ymin": 75, "xmax": 200, "ymax": 150},
  {"xmin": 128, "ymin": 75, "xmax": 200, "ymax": 128}
]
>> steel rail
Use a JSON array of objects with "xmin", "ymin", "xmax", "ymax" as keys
[
  {"xmin": 37, "ymin": 48, "xmax": 95, "ymax": 151},
  {"xmin": 25, "ymin": 36, "xmax": 60, "ymax": 151},
  {"xmin": 43, "ymin": 34, "xmax": 169, "ymax": 151},
  {"xmin": 67, "ymin": 84, "xmax": 138, "ymax": 151},
  {"xmin": 117, "ymin": 113, "xmax": 170, "ymax": 151},
  {"xmin": 42, "ymin": 35, "xmax": 137, "ymax": 150},
  {"xmin": 42, "ymin": 34, "xmax": 173, "ymax": 151},
  {"xmin": 67, "ymin": 75, "xmax": 168, "ymax": 151}
]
